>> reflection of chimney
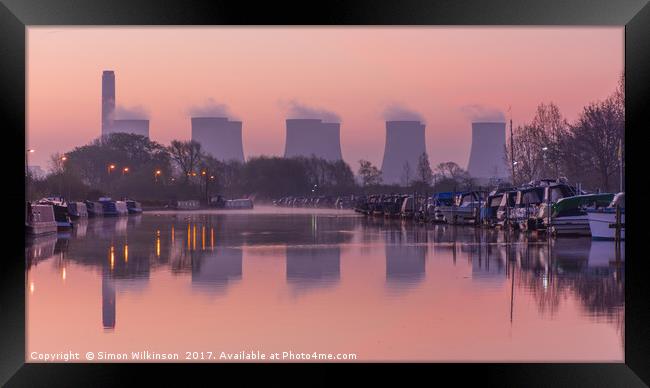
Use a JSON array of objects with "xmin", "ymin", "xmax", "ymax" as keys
[
  {"xmin": 284, "ymin": 119, "xmax": 342, "ymax": 161},
  {"xmin": 380, "ymin": 121, "xmax": 426, "ymax": 185},
  {"xmin": 102, "ymin": 272, "xmax": 115, "ymax": 330},
  {"xmin": 101, "ymin": 71, "xmax": 115, "ymax": 136},
  {"xmin": 191, "ymin": 117, "xmax": 245, "ymax": 162},
  {"xmin": 466, "ymin": 122, "xmax": 507, "ymax": 179}
]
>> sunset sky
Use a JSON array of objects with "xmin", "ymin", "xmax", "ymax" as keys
[{"xmin": 27, "ymin": 27, "xmax": 623, "ymax": 170}]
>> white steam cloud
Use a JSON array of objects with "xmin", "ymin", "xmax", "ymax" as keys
[
  {"xmin": 283, "ymin": 100, "xmax": 341, "ymax": 123},
  {"xmin": 188, "ymin": 98, "xmax": 236, "ymax": 119},
  {"xmin": 460, "ymin": 104, "xmax": 505, "ymax": 123},
  {"xmin": 382, "ymin": 103, "xmax": 425, "ymax": 123}
]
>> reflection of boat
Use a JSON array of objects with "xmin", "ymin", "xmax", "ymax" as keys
[
  {"xmin": 587, "ymin": 193, "xmax": 625, "ymax": 240},
  {"xmin": 25, "ymin": 202, "xmax": 58, "ymax": 236}
]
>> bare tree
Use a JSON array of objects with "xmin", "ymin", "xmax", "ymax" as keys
[
  {"xmin": 566, "ymin": 97, "xmax": 623, "ymax": 191},
  {"xmin": 168, "ymin": 140, "xmax": 202, "ymax": 184},
  {"xmin": 357, "ymin": 159, "xmax": 382, "ymax": 186},
  {"xmin": 416, "ymin": 152, "xmax": 433, "ymax": 185},
  {"xmin": 401, "ymin": 161, "xmax": 412, "ymax": 187}
]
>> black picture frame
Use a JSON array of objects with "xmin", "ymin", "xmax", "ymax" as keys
[{"xmin": 1, "ymin": 0, "xmax": 648, "ymax": 386}]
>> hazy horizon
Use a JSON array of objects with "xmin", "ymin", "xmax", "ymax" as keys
[{"xmin": 27, "ymin": 27, "xmax": 623, "ymax": 170}]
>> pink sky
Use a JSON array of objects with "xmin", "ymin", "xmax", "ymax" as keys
[{"xmin": 27, "ymin": 27, "xmax": 623, "ymax": 170}]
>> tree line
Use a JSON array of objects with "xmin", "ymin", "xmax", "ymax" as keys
[{"xmin": 506, "ymin": 75, "xmax": 624, "ymax": 192}]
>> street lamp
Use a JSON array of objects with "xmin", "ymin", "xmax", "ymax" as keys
[
  {"xmin": 122, "ymin": 167, "xmax": 129, "ymax": 175},
  {"xmin": 108, "ymin": 164, "xmax": 116, "ymax": 174},
  {"xmin": 155, "ymin": 170, "xmax": 162, "ymax": 183}
]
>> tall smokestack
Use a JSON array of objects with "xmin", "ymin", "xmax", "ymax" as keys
[
  {"xmin": 466, "ymin": 122, "xmax": 507, "ymax": 181},
  {"xmin": 101, "ymin": 70, "xmax": 115, "ymax": 136},
  {"xmin": 380, "ymin": 121, "xmax": 426, "ymax": 185},
  {"xmin": 284, "ymin": 119, "xmax": 343, "ymax": 161},
  {"xmin": 191, "ymin": 117, "xmax": 245, "ymax": 162}
]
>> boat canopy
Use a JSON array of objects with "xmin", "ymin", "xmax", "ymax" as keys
[{"xmin": 551, "ymin": 193, "xmax": 615, "ymax": 218}]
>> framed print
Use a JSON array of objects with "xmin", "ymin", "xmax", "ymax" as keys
[{"xmin": 1, "ymin": 0, "xmax": 649, "ymax": 386}]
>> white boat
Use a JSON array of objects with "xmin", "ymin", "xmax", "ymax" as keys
[{"xmin": 586, "ymin": 192, "xmax": 624, "ymax": 240}]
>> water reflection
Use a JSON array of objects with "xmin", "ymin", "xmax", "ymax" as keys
[
  {"xmin": 286, "ymin": 246, "xmax": 340, "ymax": 293},
  {"xmin": 192, "ymin": 247, "xmax": 243, "ymax": 294},
  {"xmin": 26, "ymin": 209, "xmax": 625, "ymax": 360}
]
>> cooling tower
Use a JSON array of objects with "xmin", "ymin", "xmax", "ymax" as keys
[
  {"xmin": 466, "ymin": 122, "xmax": 507, "ymax": 180},
  {"xmin": 191, "ymin": 117, "xmax": 245, "ymax": 162},
  {"xmin": 101, "ymin": 70, "xmax": 115, "ymax": 136},
  {"xmin": 380, "ymin": 121, "xmax": 426, "ymax": 185},
  {"xmin": 107, "ymin": 119, "xmax": 150, "ymax": 138},
  {"xmin": 283, "ymin": 119, "xmax": 343, "ymax": 161}
]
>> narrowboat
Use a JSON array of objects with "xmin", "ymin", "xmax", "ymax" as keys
[
  {"xmin": 125, "ymin": 200, "xmax": 143, "ymax": 214},
  {"xmin": 25, "ymin": 202, "xmax": 58, "ymax": 236},
  {"xmin": 99, "ymin": 197, "xmax": 129, "ymax": 216},
  {"xmin": 225, "ymin": 198, "xmax": 254, "ymax": 209},
  {"xmin": 85, "ymin": 200, "xmax": 104, "ymax": 217},
  {"xmin": 67, "ymin": 201, "xmax": 88, "ymax": 219},
  {"xmin": 36, "ymin": 198, "xmax": 73, "ymax": 229},
  {"xmin": 587, "ymin": 192, "xmax": 625, "ymax": 240}
]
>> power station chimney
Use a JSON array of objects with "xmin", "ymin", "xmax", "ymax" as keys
[
  {"xmin": 101, "ymin": 70, "xmax": 115, "ymax": 136},
  {"xmin": 380, "ymin": 121, "xmax": 426, "ymax": 185},
  {"xmin": 191, "ymin": 117, "xmax": 245, "ymax": 162},
  {"xmin": 283, "ymin": 119, "xmax": 343, "ymax": 161},
  {"xmin": 466, "ymin": 122, "xmax": 507, "ymax": 181}
]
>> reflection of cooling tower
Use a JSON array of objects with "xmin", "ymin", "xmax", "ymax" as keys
[
  {"xmin": 286, "ymin": 246, "xmax": 340, "ymax": 290},
  {"xmin": 466, "ymin": 122, "xmax": 507, "ymax": 180},
  {"xmin": 192, "ymin": 247, "xmax": 243, "ymax": 292},
  {"xmin": 101, "ymin": 70, "xmax": 115, "ymax": 136},
  {"xmin": 380, "ymin": 121, "xmax": 426, "ymax": 185},
  {"xmin": 284, "ymin": 119, "xmax": 342, "ymax": 161},
  {"xmin": 385, "ymin": 245, "xmax": 426, "ymax": 284},
  {"xmin": 106, "ymin": 119, "xmax": 150, "ymax": 138},
  {"xmin": 191, "ymin": 117, "xmax": 245, "ymax": 162}
]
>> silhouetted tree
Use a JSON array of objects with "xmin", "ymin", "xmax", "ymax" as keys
[
  {"xmin": 416, "ymin": 152, "xmax": 433, "ymax": 185},
  {"xmin": 168, "ymin": 140, "xmax": 202, "ymax": 184},
  {"xmin": 358, "ymin": 159, "xmax": 382, "ymax": 186}
]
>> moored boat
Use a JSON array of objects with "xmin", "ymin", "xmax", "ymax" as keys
[
  {"xmin": 547, "ymin": 193, "xmax": 614, "ymax": 237},
  {"xmin": 99, "ymin": 197, "xmax": 128, "ymax": 216},
  {"xmin": 36, "ymin": 197, "xmax": 73, "ymax": 230},
  {"xmin": 67, "ymin": 201, "xmax": 88, "ymax": 219},
  {"xmin": 85, "ymin": 200, "xmax": 104, "ymax": 217},
  {"xmin": 587, "ymin": 192, "xmax": 625, "ymax": 240},
  {"xmin": 125, "ymin": 200, "xmax": 143, "ymax": 214},
  {"xmin": 25, "ymin": 202, "xmax": 58, "ymax": 236}
]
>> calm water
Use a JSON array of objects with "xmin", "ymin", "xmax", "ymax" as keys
[{"xmin": 26, "ymin": 206, "xmax": 624, "ymax": 362}]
